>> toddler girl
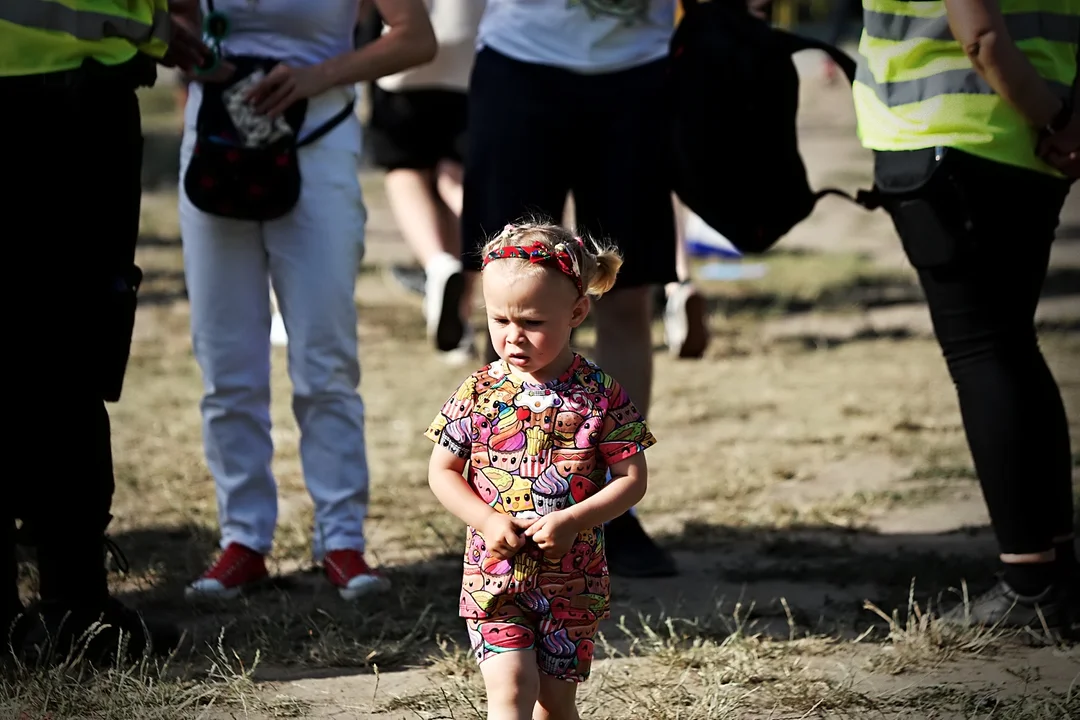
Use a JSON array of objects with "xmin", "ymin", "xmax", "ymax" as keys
[{"xmin": 425, "ymin": 222, "xmax": 657, "ymax": 720}]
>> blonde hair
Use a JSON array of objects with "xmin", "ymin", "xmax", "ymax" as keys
[{"xmin": 479, "ymin": 220, "xmax": 623, "ymax": 298}]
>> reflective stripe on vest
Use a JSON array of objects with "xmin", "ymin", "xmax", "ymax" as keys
[
  {"xmin": 853, "ymin": 0, "xmax": 1080, "ymax": 177},
  {"xmin": 863, "ymin": 11, "xmax": 1080, "ymax": 45},
  {"xmin": 0, "ymin": 0, "xmax": 169, "ymax": 77}
]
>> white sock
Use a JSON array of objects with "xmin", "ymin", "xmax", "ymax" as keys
[{"xmin": 424, "ymin": 251, "xmax": 461, "ymax": 275}]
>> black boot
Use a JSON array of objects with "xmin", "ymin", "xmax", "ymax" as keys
[
  {"xmin": 11, "ymin": 536, "xmax": 182, "ymax": 665},
  {"xmin": 605, "ymin": 512, "xmax": 678, "ymax": 578}
]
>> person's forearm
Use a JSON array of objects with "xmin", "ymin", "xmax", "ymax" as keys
[
  {"xmin": 430, "ymin": 470, "xmax": 498, "ymax": 529},
  {"xmin": 317, "ymin": 20, "xmax": 435, "ymax": 87},
  {"xmin": 564, "ymin": 473, "xmax": 647, "ymax": 531},
  {"xmin": 946, "ymin": 0, "xmax": 1064, "ymax": 128}
]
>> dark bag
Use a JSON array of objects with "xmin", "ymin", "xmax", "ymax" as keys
[
  {"xmin": 183, "ymin": 56, "xmax": 354, "ymax": 222},
  {"xmin": 670, "ymin": 0, "xmax": 877, "ymax": 255}
]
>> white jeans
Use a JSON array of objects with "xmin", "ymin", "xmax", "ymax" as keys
[{"xmin": 179, "ymin": 108, "xmax": 368, "ymax": 559}]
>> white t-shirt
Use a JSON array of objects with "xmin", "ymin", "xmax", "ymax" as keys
[
  {"xmin": 477, "ymin": 0, "xmax": 676, "ymax": 75},
  {"xmin": 377, "ymin": 0, "xmax": 486, "ymax": 93},
  {"xmin": 185, "ymin": 0, "xmax": 362, "ymax": 152}
]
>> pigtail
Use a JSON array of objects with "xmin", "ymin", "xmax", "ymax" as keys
[
  {"xmin": 586, "ymin": 248, "xmax": 623, "ymax": 297},
  {"xmin": 576, "ymin": 234, "xmax": 623, "ymax": 298}
]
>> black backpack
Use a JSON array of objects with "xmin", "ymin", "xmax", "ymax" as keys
[{"xmin": 670, "ymin": 0, "xmax": 878, "ymax": 255}]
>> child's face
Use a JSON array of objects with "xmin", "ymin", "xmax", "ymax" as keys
[{"xmin": 483, "ymin": 262, "xmax": 589, "ymax": 384}]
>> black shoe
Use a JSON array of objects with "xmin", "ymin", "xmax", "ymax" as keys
[
  {"xmin": 604, "ymin": 512, "xmax": 678, "ymax": 578},
  {"xmin": 942, "ymin": 577, "xmax": 1069, "ymax": 632},
  {"xmin": 11, "ymin": 595, "xmax": 182, "ymax": 665}
]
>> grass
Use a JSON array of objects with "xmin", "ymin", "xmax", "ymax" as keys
[
  {"xmin": 6, "ymin": 84, "xmax": 1079, "ymax": 718},
  {"xmin": 0, "ymin": 632, "xmax": 292, "ymax": 720}
]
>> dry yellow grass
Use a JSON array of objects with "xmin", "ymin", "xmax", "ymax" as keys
[{"xmin": 4, "ymin": 79, "xmax": 1078, "ymax": 720}]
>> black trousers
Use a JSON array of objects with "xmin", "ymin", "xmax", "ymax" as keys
[
  {"xmin": 880, "ymin": 149, "xmax": 1074, "ymax": 556},
  {"xmin": 461, "ymin": 48, "xmax": 677, "ymax": 289},
  {"xmin": 1, "ymin": 59, "xmax": 146, "ymax": 603}
]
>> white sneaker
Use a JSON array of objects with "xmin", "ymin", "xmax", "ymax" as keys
[
  {"xmin": 664, "ymin": 282, "xmax": 709, "ymax": 359},
  {"xmin": 424, "ymin": 252, "xmax": 465, "ymax": 352},
  {"xmin": 270, "ymin": 311, "xmax": 289, "ymax": 347}
]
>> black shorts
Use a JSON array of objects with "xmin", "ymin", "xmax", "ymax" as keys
[
  {"xmin": 461, "ymin": 48, "xmax": 677, "ymax": 289},
  {"xmin": 367, "ymin": 85, "xmax": 468, "ymax": 170}
]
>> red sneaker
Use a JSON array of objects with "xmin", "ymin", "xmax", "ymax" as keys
[
  {"xmin": 324, "ymin": 549, "xmax": 391, "ymax": 600},
  {"xmin": 185, "ymin": 543, "xmax": 268, "ymax": 600}
]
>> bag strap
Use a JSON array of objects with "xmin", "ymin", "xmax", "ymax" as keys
[
  {"xmin": 771, "ymin": 29, "xmax": 876, "ymax": 209},
  {"xmin": 814, "ymin": 187, "xmax": 882, "ymax": 210},
  {"xmin": 296, "ymin": 100, "xmax": 356, "ymax": 148},
  {"xmin": 772, "ymin": 29, "xmax": 857, "ymax": 84}
]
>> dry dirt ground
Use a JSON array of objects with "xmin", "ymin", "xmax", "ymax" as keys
[{"xmin": 5, "ymin": 55, "xmax": 1080, "ymax": 719}]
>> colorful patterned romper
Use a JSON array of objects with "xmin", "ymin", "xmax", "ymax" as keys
[{"xmin": 425, "ymin": 353, "xmax": 657, "ymax": 682}]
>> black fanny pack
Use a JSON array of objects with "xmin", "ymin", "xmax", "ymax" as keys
[{"xmin": 183, "ymin": 55, "xmax": 354, "ymax": 222}]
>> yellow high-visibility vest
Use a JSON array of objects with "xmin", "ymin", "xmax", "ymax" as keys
[
  {"xmin": 853, "ymin": 0, "xmax": 1080, "ymax": 176},
  {"xmin": 0, "ymin": 0, "xmax": 170, "ymax": 77}
]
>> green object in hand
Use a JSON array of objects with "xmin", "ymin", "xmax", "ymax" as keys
[{"xmin": 194, "ymin": 11, "xmax": 230, "ymax": 76}]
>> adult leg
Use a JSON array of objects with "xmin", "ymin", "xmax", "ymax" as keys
[
  {"xmin": 372, "ymin": 87, "xmax": 467, "ymax": 352},
  {"xmin": 4, "ymin": 63, "xmax": 179, "ymax": 659},
  {"xmin": 265, "ymin": 131, "xmax": 385, "ymax": 597},
  {"xmin": 180, "ymin": 135, "xmax": 279, "ymax": 572},
  {"xmin": 571, "ymin": 58, "xmax": 679, "ymax": 578},
  {"xmin": 461, "ymin": 49, "xmax": 573, "ymax": 360},
  {"xmin": 436, "ymin": 158, "xmax": 464, "ymax": 219},
  {"xmin": 386, "ymin": 167, "xmax": 446, "ymax": 265},
  {"xmin": 885, "ymin": 151, "xmax": 1072, "ymax": 628}
]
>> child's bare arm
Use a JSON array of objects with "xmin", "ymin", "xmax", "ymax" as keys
[
  {"xmin": 428, "ymin": 446, "xmax": 498, "ymax": 529},
  {"xmin": 568, "ymin": 453, "xmax": 648, "ymax": 529},
  {"xmin": 428, "ymin": 446, "xmax": 534, "ymax": 559}
]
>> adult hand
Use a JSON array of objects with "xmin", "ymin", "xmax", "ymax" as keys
[
  {"xmin": 160, "ymin": 0, "xmax": 210, "ymax": 72},
  {"xmin": 480, "ymin": 514, "xmax": 535, "ymax": 562},
  {"xmin": 524, "ymin": 511, "xmax": 579, "ymax": 558},
  {"xmin": 1038, "ymin": 112, "xmax": 1080, "ymax": 179},
  {"xmin": 245, "ymin": 64, "xmax": 331, "ymax": 118}
]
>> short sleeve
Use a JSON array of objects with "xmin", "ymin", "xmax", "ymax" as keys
[
  {"xmin": 598, "ymin": 380, "xmax": 657, "ymax": 466},
  {"xmin": 425, "ymin": 374, "xmax": 478, "ymax": 460}
]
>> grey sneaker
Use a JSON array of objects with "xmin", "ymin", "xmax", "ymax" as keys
[{"xmin": 942, "ymin": 577, "xmax": 1069, "ymax": 632}]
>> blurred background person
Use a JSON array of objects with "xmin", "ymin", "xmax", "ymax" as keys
[{"xmin": 367, "ymin": 0, "xmax": 486, "ymax": 364}]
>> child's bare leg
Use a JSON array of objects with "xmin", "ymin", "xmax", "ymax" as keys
[
  {"xmin": 534, "ymin": 673, "xmax": 580, "ymax": 720},
  {"xmin": 480, "ymin": 650, "xmax": 540, "ymax": 720}
]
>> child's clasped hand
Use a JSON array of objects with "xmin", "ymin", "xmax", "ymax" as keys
[
  {"xmin": 524, "ymin": 510, "xmax": 580, "ymax": 558},
  {"xmin": 479, "ymin": 513, "xmax": 535, "ymax": 561}
]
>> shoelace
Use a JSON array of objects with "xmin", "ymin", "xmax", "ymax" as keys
[
  {"xmin": 326, "ymin": 551, "xmax": 366, "ymax": 579},
  {"xmin": 104, "ymin": 536, "xmax": 131, "ymax": 575}
]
